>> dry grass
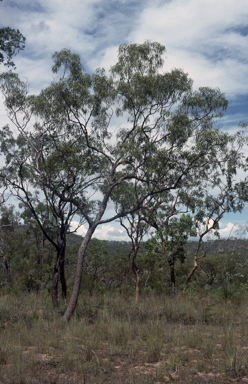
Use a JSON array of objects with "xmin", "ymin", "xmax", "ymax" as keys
[{"xmin": 1, "ymin": 291, "xmax": 248, "ymax": 383}]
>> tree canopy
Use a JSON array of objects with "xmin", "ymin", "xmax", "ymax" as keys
[{"xmin": 0, "ymin": 1, "xmax": 25, "ymax": 68}]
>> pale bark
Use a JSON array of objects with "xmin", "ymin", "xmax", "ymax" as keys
[
  {"xmin": 185, "ymin": 258, "xmax": 198, "ymax": 285},
  {"xmin": 185, "ymin": 239, "xmax": 205, "ymax": 285},
  {"xmin": 145, "ymin": 270, "xmax": 151, "ymax": 288},
  {"xmin": 132, "ymin": 245, "xmax": 141, "ymax": 305},
  {"xmin": 62, "ymin": 226, "xmax": 95, "ymax": 322}
]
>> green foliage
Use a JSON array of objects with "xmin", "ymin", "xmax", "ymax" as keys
[
  {"xmin": 143, "ymin": 214, "xmax": 196, "ymax": 291},
  {"xmin": 82, "ymin": 238, "xmax": 110, "ymax": 295},
  {"xmin": 0, "ymin": 0, "xmax": 25, "ymax": 68},
  {"xmin": 0, "ymin": 205, "xmax": 57, "ymax": 293},
  {"xmin": 0, "ymin": 27, "xmax": 25, "ymax": 68},
  {"xmin": 156, "ymin": 214, "xmax": 197, "ymax": 263}
]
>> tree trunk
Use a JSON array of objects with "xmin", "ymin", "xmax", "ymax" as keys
[
  {"xmin": 4, "ymin": 259, "xmax": 9, "ymax": 284},
  {"xmin": 125, "ymin": 253, "xmax": 131, "ymax": 299},
  {"xmin": 185, "ymin": 239, "xmax": 205, "ymax": 285},
  {"xmin": 4, "ymin": 259, "xmax": 8, "ymax": 276},
  {"xmin": 145, "ymin": 270, "xmax": 151, "ymax": 289},
  {"xmin": 41, "ymin": 233, "xmax": 44, "ymax": 283},
  {"xmin": 52, "ymin": 258, "xmax": 59, "ymax": 307},
  {"xmin": 168, "ymin": 259, "xmax": 175, "ymax": 294},
  {"xmin": 52, "ymin": 243, "xmax": 67, "ymax": 305},
  {"xmin": 59, "ymin": 253, "xmax": 67, "ymax": 299},
  {"xmin": 131, "ymin": 247, "xmax": 140, "ymax": 304},
  {"xmin": 185, "ymin": 260, "xmax": 198, "ymax": 285},
  {"xmin": 135, "ymin": 268, "xmax": 140, "ymax": 305},
  {"xmin": 62, "ymin": 226, "xmax": 95, "ymax": 322},
  {"xmin": 125, "ymin": 270, "xmax": 130, "ymax": 299}
]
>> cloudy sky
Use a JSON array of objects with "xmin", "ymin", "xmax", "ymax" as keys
[{"xmin": 0, "ymin": 0, "xmax": 248, "ymax": 240}]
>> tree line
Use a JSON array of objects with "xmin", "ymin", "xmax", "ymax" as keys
[{"xmin": 1, "ymin": 211, "xmax": 248, "ymax": 305}]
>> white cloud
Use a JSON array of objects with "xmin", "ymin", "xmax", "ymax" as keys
[
  {"xmin": 1, "ymin": 0, "xmax": 247, "ymax": 99},
  {"xmin": 129, "ymin": 0, "xmax": 248, "ymax": 97},
  {"xmin": 70, "ymin": 221, "xmax": 87, "ymax": 237},
  {"xmin": 95, "ymin": 224, "xmax": 126, "ymax": 240},
  {"xmin": 197, "ymin": 218, "xmax": 240, "ymax": 240},
  {"xmin": 218, "ymin": 222, "xmax": 239, "ymax": 238},
  {"xmin": 70, "ymin": 217, "xmax": 243, "ymax": 242},
  {"xmin": 70, "ymin": 221, "xmax": 129, "ymax": 241}
]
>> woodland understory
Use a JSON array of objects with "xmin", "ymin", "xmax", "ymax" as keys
[{"xmin": 1, "ymin": 291, "xmax": 248, "ymax": 384}]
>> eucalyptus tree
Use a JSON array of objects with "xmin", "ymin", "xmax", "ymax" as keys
[
  {"xmin": 0, "ymin": 205, "xmax": 21, "ymax": 284},
  {"xmin": 0, "ymin": 0, "xmax": 25, "ymax": 68},
  {"xmin": 146, "ymin": 213, "xmax": 196, "ymax": 293},
  {"xmin": 0, "ymin": 155, "xmax": 84, "ymax": 305},
  {"xmin": 19, "ymin": 200, "xmax": 82, "ymax": 305},
  {"xmin": 136, "ymin": 190, "xmax": 197, "ymax": 292},
  {"xmin": 0, "ymin": 118, "xmax": 85, "ymax": 305},
  {"xmin": 120, "ymin": 209, "xmax": 150, "ymax": 304},
  {"xmin": 0, "ymin": 41, "xmax": 246, "ymax": 320},
  {"xmin": 184, "ymin": 156, "xmax": 248, "ymax": 285},
  {"xmin": 143, "ymin": 158, "xmax": 248, "ymax": 289}
]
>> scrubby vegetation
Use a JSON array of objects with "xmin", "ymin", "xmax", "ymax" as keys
[{"xmin": 1, "ymin": 216, "xmax": 248, "ymax": 300}]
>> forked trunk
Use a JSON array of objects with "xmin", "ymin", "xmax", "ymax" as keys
[{"xmin": 62, "ymin": 226, "xmax": 95, "ymax": 322}]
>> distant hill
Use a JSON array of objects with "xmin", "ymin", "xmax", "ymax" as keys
[
  {"xmin": 68, "ymin": 234, "xmax": 248, "ymax": 258},
  {"xmin": 13, "ymin": 227, "xmax": 248, "ymax": 258},
  {"xmin": 67, "ymin": 233, "xmax": 143, "ymax": 256},
  {"xmin": 185, "ymin": 239, "xmax": 248, "ymax": 258}
]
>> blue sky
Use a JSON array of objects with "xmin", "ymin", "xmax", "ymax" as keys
[{"xmin": 0, "ymin": 0, "xmax": 248, "ymax": 240}]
